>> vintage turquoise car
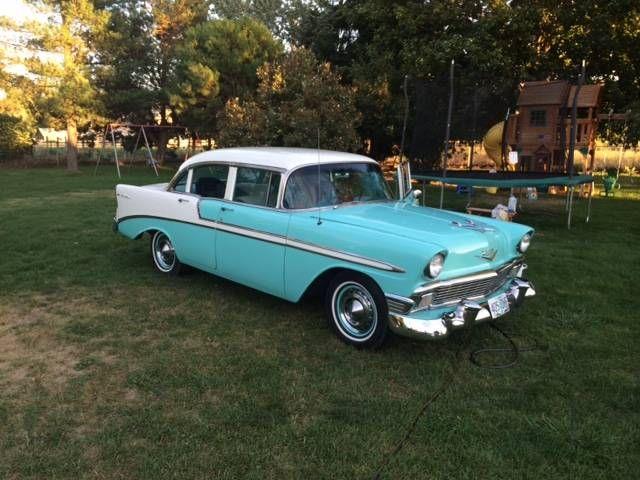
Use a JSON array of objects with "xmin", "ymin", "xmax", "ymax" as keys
[{"xmin": 114, "ymin": 147, "xmax": 535, "ymax": 348}]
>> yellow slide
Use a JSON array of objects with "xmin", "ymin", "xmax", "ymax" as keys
[
  {"xmin": 482, "ymin": 121, "xmax": 506, "ymax": 193},
  {"xmin": 482, "ymin": 121, "xmax": 506, "ymax": 165}
]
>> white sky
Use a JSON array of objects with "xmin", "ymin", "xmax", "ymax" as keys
[
  {"xmin": 0, "ymin": 0, "xmax": 61, "ymax": 77},
  {"xmin": 0, "ymin": 0, "xmax": 41, "ymax": 23}
]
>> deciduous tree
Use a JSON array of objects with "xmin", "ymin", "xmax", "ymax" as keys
[
  {"xmin": 26, "ymin": 0, "xmax": 108, "ymax": 170},
  {"xmin": 0, "ymin": 45, "xmax": 37, "ymax": 156},
  {"xmin": 217, "ymin": 48, "xmax": 361, "ymax": 151}
]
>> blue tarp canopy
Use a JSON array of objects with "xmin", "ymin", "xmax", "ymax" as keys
[{"xmin": 413, "ymin": 172, "xmax": 594, "ymax": 188}]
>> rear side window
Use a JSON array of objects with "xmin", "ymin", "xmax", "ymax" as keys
[
  {"xmin": 171, "ymin": 170, "xmax": 188, "ymax": 192},
  {"xmin": 233, "ymin": 167, "xmax": 281, "ymax": 208},
  {"xmin": 191, "ymin": 164, "xmax": 229, "ymax": 198}
]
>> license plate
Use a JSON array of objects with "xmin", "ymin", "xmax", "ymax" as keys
[{"xmin": 488, "ymin": 293, "xmax": 510, "ymax": 318}]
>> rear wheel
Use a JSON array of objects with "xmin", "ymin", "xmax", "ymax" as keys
[
  {"xmin": 325, "ymin": 272, "xmax": 388, "ymax": 348},
  {"xmin": 151, "ymin": 231, "xmax": 182, "ymax": 275}
]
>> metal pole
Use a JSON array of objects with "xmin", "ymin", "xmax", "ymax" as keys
[
  {"xmin": 184, "ymin": 129, "xmax": 190, "ymax": 162},
  {"xmin": 129, "ymin": 129, "xmax": 142, "ymax": 170},
  {"xmin": 469, "ymin": 88, "xmax": 478, "ymax": 171},
  {"xmin": 440, "ymin": 59, "xmax": 455, "ymax": 209},
  {"xmin": 568, "ymin": 60, "xmax": 586, "ymax": 178},
  {"xmin": 586, "ymin": 181, "xmax": 593, "ymax": 223},
  {"xmin": 567, "ymin": 186, "xmax": 575, "ymax": 229},
  {"xmin": 397, "ymin": 75, "xmax": 410, "ymax": 199},
  {"xmin": 110, "ymin": 124, "xmax": 121, "ymax": 179},
  {"xmin": 399, "ymin": 75, "xmax": 409, "ymax": 162},
  {"xmin": 615, "ymin": 143, "xmax": 624, "ymax": 179},
  {"xmin": 141, "ymin": 126, "xmax": 159, "ymax": 176},
  {"xmin": 94, "ymin": 124, "xmax": 108, "ymax": 175},
  {"xmin": 500, "ymin": 108, "xmax": 510, "ymax": 171}
]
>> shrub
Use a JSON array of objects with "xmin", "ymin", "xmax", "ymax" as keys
[{"xmin": 0, "ymin": 114, "xmax": 32, "ymax": 159}]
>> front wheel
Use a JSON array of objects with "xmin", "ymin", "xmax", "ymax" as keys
[
  {"xmin": 151, "ymin": 231, "xmax": 182, "ymax": 275},
  {"xmin": 325, "ymin": 272, "xmax": 389, "ymax": 348}
]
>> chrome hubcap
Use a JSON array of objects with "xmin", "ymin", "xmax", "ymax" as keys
[
  {"xmin": 333, "ymin": 282, "xmax": 377, "ymax": 339},
  {"xmin": 153, "ymin": 233, "xmax": 175, "ymax": 271}
]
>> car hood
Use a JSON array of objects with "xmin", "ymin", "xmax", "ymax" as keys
[{"xmin": 319, "ymin": 201, "xmax": 528, "ymax": 271}]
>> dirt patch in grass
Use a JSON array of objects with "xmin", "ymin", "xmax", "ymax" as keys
[
  {"xmin": 0, "ymin": 296, "xmax": 118, "ymax": 395},
  {"xmin": 0, "ymin": 329, "xmax": 78, "ymax": 389}
]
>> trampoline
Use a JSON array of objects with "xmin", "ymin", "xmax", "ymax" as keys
[{"xmin": 413, "ymin": 171, "xmax": 595, "ymax": 229}]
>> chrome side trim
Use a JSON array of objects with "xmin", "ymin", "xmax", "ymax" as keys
[
  {"xmin": 286, "ymin": 237, "xmax": 405, "ymax": 273},
  {"xmin": 117, "ymin": 214, "xmax": 404, "ymax": 273},
  {"xmin": 214, "ymin": 220, "xmax": 288, "ymax": 245}
]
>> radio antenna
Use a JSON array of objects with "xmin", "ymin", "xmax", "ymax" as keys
[
  {"xmin": 440, "ymin": 58, "xmax": 455, "ymax": 209},
  {"xmin": 317, "ymin": 127, "xmax": 322, "ymax": 225}
]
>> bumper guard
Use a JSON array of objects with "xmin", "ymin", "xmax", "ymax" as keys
[{"xmin": 387, "ymin": 278, "xmax": 535, "ymax": 340}]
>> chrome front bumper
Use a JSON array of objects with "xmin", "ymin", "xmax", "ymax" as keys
[{"xmin": 387, "ymin": 278, "xmax": 536, "ymax": 340}]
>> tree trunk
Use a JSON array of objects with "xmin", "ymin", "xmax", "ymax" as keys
[{"xmin": 66, "ymin": 120, "xmax": 79, "ymax": 171}]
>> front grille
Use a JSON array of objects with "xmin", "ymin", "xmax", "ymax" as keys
[{"xmin": 425, "ymin": 262, "xmax": 519, "ymax": 307}]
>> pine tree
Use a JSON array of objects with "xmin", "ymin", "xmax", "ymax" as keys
[{"xmin": 26, "ymin": 0, "xmax": 108, "ymax": 170}]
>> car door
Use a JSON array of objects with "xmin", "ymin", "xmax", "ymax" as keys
[
  {"xmin": 175, "ymin": 163, "xmax": 230, "ymax": 271},
  {"xmin": 215, "ymin": 166, "xmax": 289, "ymax": 297}
]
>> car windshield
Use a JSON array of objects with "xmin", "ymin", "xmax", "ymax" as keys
[{"xmin": 283, "ymin": 162, "xmax": 393, "ymax": 209}]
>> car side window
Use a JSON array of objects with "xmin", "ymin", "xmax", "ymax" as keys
[
  {"xmin": 171, "ymin": 170, "xmax": 189, "ymax": 192},
  {"xmin": 233, "ymin": 167, "xmax": 281, "ymax": 208},
  {"xmin": 190, "ymin": 164, "xmax": 229, "ymax": 198}
]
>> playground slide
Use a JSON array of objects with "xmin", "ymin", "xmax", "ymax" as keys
[{"xmin": 482, "ymin": 121, "xmax": 505, "ymax": 165}]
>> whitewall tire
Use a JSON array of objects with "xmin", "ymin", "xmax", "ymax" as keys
[
  {"xmin": 325, "ymin": 272, "xmax": 388, "ymax": 348},
  {"xmin": 151, "ymin": 231, "xmax": 182, "ymax": 275}
]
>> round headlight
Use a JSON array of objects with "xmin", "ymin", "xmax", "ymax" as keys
[
  {"xmin": 518, "ymin": 233, "xmax": 532, "ymax": 253},
  {"xmin": 425, "ymin": 253, "xmax": 445, "ymax": 278}
]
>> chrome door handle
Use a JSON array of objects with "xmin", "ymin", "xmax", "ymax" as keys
[
  {"xmin": 178, "ymin": 198, "xmax": 190, "ymax": 203},
  {"xmin": 221, "ymin": 206, "xmax": 234, "ymax": 212}
]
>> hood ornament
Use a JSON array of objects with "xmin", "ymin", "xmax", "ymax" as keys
[
  {"xmin": 478, "ymin": 248, "xmax": 498, "ymax": 261},
  {"xmin": 451, "ymin": 219, "xmax": 495, "ymax": 233}
]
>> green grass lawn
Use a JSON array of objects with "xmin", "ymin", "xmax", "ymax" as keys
[{"xmin": 1, "ymin": 166, "xmax": 638, "ymax": 479}]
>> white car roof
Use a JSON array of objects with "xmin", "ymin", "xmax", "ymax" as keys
[{"xmin": 179, "ymin": 147, "xmax": 378, "ymax": 172}]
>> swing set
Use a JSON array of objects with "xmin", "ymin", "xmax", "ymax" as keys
[{"xmin": 94, "ymin": 123, "xmax": 196, "ymax": 178}]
